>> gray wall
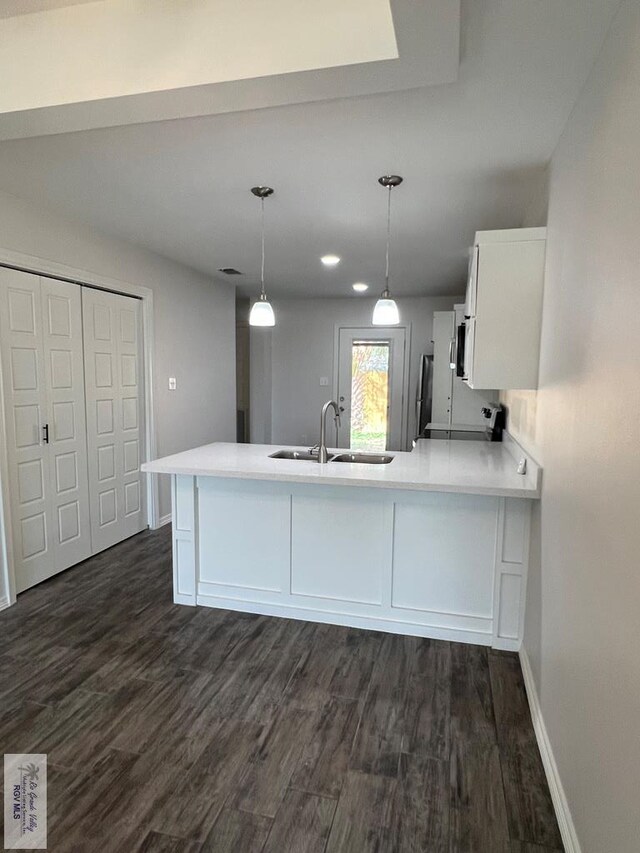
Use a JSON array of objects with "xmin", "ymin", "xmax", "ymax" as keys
[
  {"xmin": 249, "ymin": 295, "xmax": 459, "ymax": 448},
  {"xmin": 0, "ymin": 190, "xmax": 236, "ymax": 526},
  {"xmin": 505, "ymin": 3, "xmax": 640, "ymax": 849},
  {"xmin": 249, "ymin": 323, "xmax": 273, "ymax": 445},
  {"xmin": 500, "ymin": 169, "xmax": 549, "ymax": 692}
]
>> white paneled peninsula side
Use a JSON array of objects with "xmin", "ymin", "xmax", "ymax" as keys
[{"xmin": 142, "ymin": 437, "xmax": 541, "ymax": 651}]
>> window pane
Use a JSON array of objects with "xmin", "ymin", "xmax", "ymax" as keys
[{"xmin": 350, "ymin": 341, "xmax": 390, "ymax": 451}]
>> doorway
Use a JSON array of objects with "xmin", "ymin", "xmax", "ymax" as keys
[{"xmin": 335, "ymin": 327, "xmax": 408, "ymax": 451}]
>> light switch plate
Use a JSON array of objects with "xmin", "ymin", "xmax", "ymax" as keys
[
  {"xmin": 168, "ymin": 377, "xmax": 177, "ymax": 390},
  {"xmin": 319, "ymin": 376, "xmax": 329, "ymax": 386}
]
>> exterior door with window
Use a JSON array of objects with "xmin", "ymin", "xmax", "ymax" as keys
[{"xmin": 336, "ymin": 327, "xmax": 407, "ymax": 451}]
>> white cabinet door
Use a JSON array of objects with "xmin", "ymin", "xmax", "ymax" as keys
[
  {"xmin": 82, "ymin": 288, "xmax": 145, "ymax": 553},
  {"xmin": 464, "ymin": 246, "xmax": 478, "ymax": 319},
  {"xmin": 466, "ymin": 231, "xmax": 546, "ymax": 390},
  {"xmin": 0, "ymin": 270, "xmax": 92, "ymax": 591},
  {"xmin": 41, "ymin": 277, "xmax": 92, "ymax": 572},
  {"xmin": 463, "ymin": 316, "xmax": 476, "ymax": 386}
]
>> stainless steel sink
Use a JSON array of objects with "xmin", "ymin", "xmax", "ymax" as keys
[
  {"xmin": 269, "ymin": 449, "xmax": 323, "ymax": 461},
  {"xmin": 331, "ymin": 452, "xmax": 394, "ymax": 464},
  {"xmin": 269, "ymin": 449, "xmax": 394, "ymax": 464}
]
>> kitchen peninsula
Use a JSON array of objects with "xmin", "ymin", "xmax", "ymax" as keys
[{"xmin": 142, "ymin": 437, "xmax": 540, "ymax": 650}]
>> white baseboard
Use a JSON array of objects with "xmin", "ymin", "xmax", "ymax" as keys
[
  {"xmin": 0, "ymin": 595, "xmax": 10, "ymax": 611},
  {"xmin": 156, "ymin": 514, "xmax": 172, "ymax": 528},
  {"xmin": 196, "ymin": 593, "xmax": 493, "ymax": 647},
  {"xmin": 519, "ymin": 648, "xmax": 581, "ymax": 853}
]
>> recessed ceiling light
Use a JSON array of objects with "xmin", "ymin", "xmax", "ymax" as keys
[
  {"xmin": 352, "ymin": 283, "xmax": 369, "ymax": 292},
  {"xmin": 321, "ymin": 254, "xmax": 341, "ymax": 267}
]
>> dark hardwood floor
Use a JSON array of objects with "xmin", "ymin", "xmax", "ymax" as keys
[{"xmin": 0, "ymin": 527, "xmax": 563, "ymax": 852}]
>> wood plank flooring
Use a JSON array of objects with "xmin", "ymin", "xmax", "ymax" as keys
[{"xmin": 0, "ymin": 527, "xmax": 563, "ymax": 852}]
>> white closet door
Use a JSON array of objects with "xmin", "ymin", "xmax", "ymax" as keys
[
  {"xmin": 82, "ymin": 287, "xmax": 146, "ymax": 553},
  {"xmin": 41, "ymin": 277, "xmax": 92, "ymax": 571},
  {"xmin": 0, "ymin": 270, "xmax": 93, "ymax": 591},
  {"xmin": 0, "ymin": 269, "xmax": 54, "ymax": 591}
]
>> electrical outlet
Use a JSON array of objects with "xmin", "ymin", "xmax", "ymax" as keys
[
  {"xmin": 168, "ymin": 377, "xmax": 177, "ymax": 390},
  {"xmin": 319, "ymin": 376, "xmax": 329, "ymax": 386}
]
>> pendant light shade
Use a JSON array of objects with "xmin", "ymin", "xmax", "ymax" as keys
[
  {"xmin": 249, "ymin": 294, "xmax": 275, "ymax": 326},
  {"xmin": 249, "ymin": 185, "xmax": 275, "ymax": 327},
  {"xmin": 372, "ymin": 174, "xmax": 402, "ymax": 326},
  {"xmin": 372, "ymin": 296, "xmax": 400, "ymax": 325}
]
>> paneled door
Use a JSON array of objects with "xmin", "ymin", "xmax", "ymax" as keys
[
  {"xmin": 82, "ymin": 287, "xmax": 146, "ymax": 553},
  {"xmin": 41, "ymin": 277, "xmax": 92, "ymax": 572},
  {"xmin": 0, "ymin": 269, "xmax": 92, "ymax": 592}
]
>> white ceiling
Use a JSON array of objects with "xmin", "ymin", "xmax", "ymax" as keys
[
  {"xmin": 0, "ymin": 0, "xmax": 459, "ymax": 138},
  {"xmin": 0, "ymin": 0, "xmax": 96, "ymax": 17},
  {"xmin": 0, "ymin": 0, "xmax": 402, "ymax": 116},
  {"xmin": 0, "ymin": 0, "xmax": 622, "ymax": 299}
]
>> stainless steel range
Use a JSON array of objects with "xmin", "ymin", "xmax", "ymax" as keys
[{"xmin": 417, "ymin": 404, "xmax": 505, "ymax": 443}]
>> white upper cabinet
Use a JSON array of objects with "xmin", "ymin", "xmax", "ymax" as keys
[{"xmin": 463, "ymin": 227, "xmax": 546, "ymax": 390}]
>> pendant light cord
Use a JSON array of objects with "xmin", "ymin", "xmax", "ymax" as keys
[
  {"xmin": 384, "ymin": 185, "xmax": 392, "ymax": 295},
  {"xmin": 260, "ymin": 197, "xmax": 266, "ymax": 298}
]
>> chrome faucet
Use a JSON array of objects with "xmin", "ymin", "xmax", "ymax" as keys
[{"xmin": 317, "ymin": 400, "xmax": 341, "ymax": 463}]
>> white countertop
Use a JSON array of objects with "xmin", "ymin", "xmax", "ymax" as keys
[{"xmin": 142, "ymin": 437, "xmax": 541, "ymax": 499}]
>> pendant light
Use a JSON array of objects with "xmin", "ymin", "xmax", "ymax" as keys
[
  {"xmin": 249, "ymin": 185, "xmax": 276, "ymax": 327},
  {"xmin": 372, "ymin": 174, "xmax": 402, "ymax": 326}
]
